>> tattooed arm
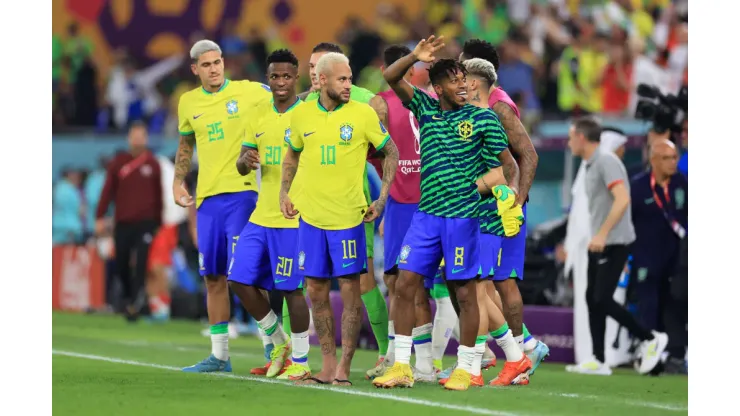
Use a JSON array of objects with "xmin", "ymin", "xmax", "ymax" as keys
[
  {"xmin": 499, "ymin": 148, "xmax": 520, "ymax": 193},
  {"xmin": 364, "ymin": 139, "xmax": 399, "ymax": 222},
  {"xmin": 369, "ymin": 95, "xmax": 389, "ymax": 128},
  {"xmin": 492, "ymin": 102, "xmax": 538, "ymax": 205},
  {"xmin": 173, "ymin": 133, "xmax": 196, "ymax": 207}
]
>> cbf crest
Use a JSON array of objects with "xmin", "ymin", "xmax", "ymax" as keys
[
  {"xmin": 399, "ymin": 245, "xmax": 411, "ymax": 264},
  {"xmin": 298, "ymin": 251, "xmax": 306, "ymax": 270},
  {"xmin": 457, "ymin": 120, "xmax": 474, "ymax": 140},
  {"xmin": 284, "ymin": 128, "xmax": 292, "ymax": 143},
  {"xmin": 226, "ymin": 100, "xmax": 239, "ymax": 118},
  {"xmin": 339, "ymin": 123, "xmax": 354, "ymax": 146}
]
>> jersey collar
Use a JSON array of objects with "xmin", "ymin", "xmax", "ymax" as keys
[
  {"xmin": 272, "ymin": 98, "xmax": 301, "ymax": 114},
  {"xmin": 317, "ymin": 99, "xmax": 344, "ymax": 113},
  {"xmin": 201, "ymin": 79, "xmax": 230, "ymax": 95}
]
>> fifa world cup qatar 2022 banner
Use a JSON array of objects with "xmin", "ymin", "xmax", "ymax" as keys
[{"xmin": 53, "ymin": 0, "xmax": 423, "ymax": 76}]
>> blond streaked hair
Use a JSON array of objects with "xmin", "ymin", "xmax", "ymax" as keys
[
  {"xmin": 462, "ymin": 58, "xmax": 497, "ymax": 88},
  {"xmin": 190, "ymin": 40, "xmax": 221, "ymax": 63},
  {"xmin": 315, "ymin": 52, "xmax": 350, "ymax": 77}
]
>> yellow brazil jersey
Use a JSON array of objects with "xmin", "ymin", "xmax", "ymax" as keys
[
  {"xmin": 287, "ymin": 99, "xmax": 390, "ymax": 230},
  {"xmin": 242, "ymin": 99, "xmax": 302, "ymax": 229},
  {"xmin": 178, "ymin": 79, "xmax": 271, "ymax": 206}
]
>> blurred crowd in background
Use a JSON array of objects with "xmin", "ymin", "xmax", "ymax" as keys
[
  {"xmin": 52, "ymin": 0, "xmax": 688, "ymax": 364},
  {"xmin": 53, "ymin": 0, "xmax": 688, "ymax": 135}
]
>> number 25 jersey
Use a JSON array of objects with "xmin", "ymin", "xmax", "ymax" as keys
[{"xmin": 178, "ymin": 79, "xmax": 271, "ymax": 206}]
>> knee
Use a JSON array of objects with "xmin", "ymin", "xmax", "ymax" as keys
[
  {"xmin": 205, "ymin": 275, "xmax": 227, "ymax": 292},
  {"xmin": 306, "ymin": 279, "xmax": 329, "ymax": 301},
  {"xmin": 395, "ymin": 273, "xmax": 418, "ymax": 300},
  {"xmin": 453, "ymin": 281, "xmax": 476, "ymax": 303},
  {"xmin": 360, "ymin": 272, "xmax": 377, "ymax": 294}
]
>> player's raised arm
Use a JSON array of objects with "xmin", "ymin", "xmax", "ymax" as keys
[{"xmin": 383, "ymin": 35, "xmax": 445, "ymax": 103}]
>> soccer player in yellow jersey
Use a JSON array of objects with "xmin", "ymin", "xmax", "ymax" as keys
[
  {"xmin": 226, "ymin": 49, "xmax": 312, "ymax": 381},
  {"xmin": 280, "ymin": 52, "xmax": 399, "ymax": 386},
  {"xmin": 173, "ymin": 40, "xmax": 271, "ymax": 373}
]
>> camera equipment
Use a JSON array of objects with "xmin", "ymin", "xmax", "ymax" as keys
[{"xmin": 634, "ymin": 84, "xmax": 687, "ymax": 134}]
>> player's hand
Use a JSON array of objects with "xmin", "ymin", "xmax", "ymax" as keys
[
  {"xmin": 500, "ymin": 205, "xmax": 524, "ymax": 237},
  {"xmin": 588, "ymin": 233, "xmax": 607, "ymax": 253},
  {"xmin": 379, "ymin": 217, "xmax": 385, "ymax": 237},
  {"xmin": 413, "ymin": 35, "xmax": 445, "ymax": 63},
  {"xmin": 364, "ymin": 200, "xmax": 385, "ymax": 223},
  {"xmin": 173, "ymin": 182, "xmax": 194, "ymax": 207},
  {"xmin": 280, "ymin": 192, "xmax": 299, "ymax": 219},
  {"xmin": 492, "ymin": 185, "xmax": 516, "ymax": 211},
  {"xmin": 241, "ymin": 148, "xmax": 260, "ymax": 170}
]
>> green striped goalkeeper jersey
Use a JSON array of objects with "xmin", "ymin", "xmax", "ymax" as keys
[{"xmin": 404, "ymin": 87, "xmax": 508, "ymax": 218}]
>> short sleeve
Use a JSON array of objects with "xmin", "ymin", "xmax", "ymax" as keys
[
  {"xmin": 352, "ymin": 86, "xmax": 376, "ymax": 104},
  {"xmin": 242, "ymin": 118, "xmax": 258, "ymax": 149},
  {"xmin": 287, "ymin": 117, "xmax": 304, "ymax": 151},
  {"xmin": 177, "ymin": 95, "xmax": 193, "ymax": 136},
  {"xmin": 600, "ymin": 153, "xmax": 628, "ymax": 190},
  {"xmin": 364, "ymin": 106, "xmax": 391, "ymax": 150},
  {"xmin": 403, "ymin": 87, "xmax": 436, "ymax": 119},
  {"xmin": 480, "ymin": 110, "xmax": 508, "ymax": 168}
]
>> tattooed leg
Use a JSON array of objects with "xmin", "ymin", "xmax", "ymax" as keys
[
  {"xmin": 305, "ymin": 277, "xmax": 336, "ymax": 382},
  {"xmin": 336, "ymin": 274, "xmax": 362, "ymax": 383}
]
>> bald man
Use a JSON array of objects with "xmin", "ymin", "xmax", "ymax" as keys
[{"xmin": 630, "ymin": 139, "xmax": 688, "ymax": 374}]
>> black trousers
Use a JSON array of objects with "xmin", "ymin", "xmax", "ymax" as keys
[
  {"xmin": 114, "ymin": 220, "xmax": 158, "ymax": 308},
  {"xmin": 587, "ymin": 245, "xmax": 653, "ymax": 362}
]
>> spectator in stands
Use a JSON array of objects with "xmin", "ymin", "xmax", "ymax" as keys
[
  {"xmin": 629, "ymin": 138, "xmax": 687, "ymax": 374},
  {"xmin": 63, "ymin": 22, "xmax": 93, "ymax": 83},
  {"xmin": 498, "ymin": 32, "xmax": 541, "ymax": 126},
  {"xmin": 105, "ymin": 54, "xmax": 184, "ymax": 129},
  {"xmin": 600, "ymin": 41, "xmax": 633, "ymax": 116},
  {"xmin": 53, "ymin": 168, "xmax": 85, "ymax": 245},
  {"xmin": 557, "ymin": 24, "xmax": 609, "ymax": 115}
]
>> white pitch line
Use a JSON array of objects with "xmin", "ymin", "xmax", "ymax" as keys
[
  {"xmin": 548, "ymin": 393, "xmax": 687, "ymax": 412},
  {"xmin": 111, "ymin": 339, "xmax": 369, "ymax": 373},
  {"xmin": 52, "ymin": 350, "xmax": 521, "ymax": 416}
]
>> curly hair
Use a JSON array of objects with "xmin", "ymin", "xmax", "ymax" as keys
[
  {"xmin": 461, "ymin": 39, "xmax": 500, "ymax": 71},
  {"xmin": 428, "ymin": 59, "xmax": 467, "ymax": 86},
  {"xmin": 266, "ymin": 49, "xmax": 299, "ymax": 67}
]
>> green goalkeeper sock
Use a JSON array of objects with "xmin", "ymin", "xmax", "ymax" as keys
[
  {"xmin": 361, "ymin": 286, "xmax": 389, "ymax": 356},
  {"xmin": 282, "ymin": 298, "xmax": 291, "ymax": 335}
]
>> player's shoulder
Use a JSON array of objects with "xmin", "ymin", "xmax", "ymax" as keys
[
  {"xmin": 232, "ymin": 79, "xmax": 272, "ymax": 94},
  {"xmin": 347, "ymin": 100, "xmax": 377, "ymax": 118},
  {"xmin": 178, "ymin": 86, "xmax": 204, "ymax": 106}
]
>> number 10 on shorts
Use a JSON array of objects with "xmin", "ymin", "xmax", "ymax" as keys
[{"xmin": 342, "ymin": 239, "xmax": 357, "ymax": 259}]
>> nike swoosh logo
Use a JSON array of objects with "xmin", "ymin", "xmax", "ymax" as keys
[
  {"xmin": 598, "ymin": 259, "xmax": 608, "ymax": 264},
  {"xmin": 256, "ymin": 132, "xmax": 265, "ymax": 137},
  {"xmin": 275, "ymin": 278, "xmax": 288, "ymax": 283},
  {"xmin": 432, "ymin": 115, "xmax": 444, "ymax": 120},
  {"xmin": 304, "ymin": 131, "xmax": 315, "ymax": 137},
  {"xmin": 451, "ymin": 268, "xmax": 465, "ymax": 274},
  {"xmin": 342, "ymin": 262, "xmax": 356, "ymax": 268},
  {"xmin": 193, "ymin": 113, "xmax": 205, "ymax": 119}
]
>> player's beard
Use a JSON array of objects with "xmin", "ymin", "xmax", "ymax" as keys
[{"xmin": 327, "ymin": 88, "xmax": 349, "ymax": 104}]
